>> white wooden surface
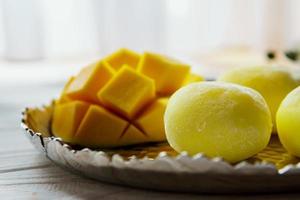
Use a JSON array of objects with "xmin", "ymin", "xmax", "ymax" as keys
[{"xmin": 1, "ymin": 60, "xmax": 300, "ymax": 199}]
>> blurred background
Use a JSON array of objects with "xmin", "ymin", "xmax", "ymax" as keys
[
  {"xmin": 1, "ymin": 0, "xmax": 300, "ymax": 123},
  {"xmin": 1, "ymin": 0, "xmax": 300, "ymax": 59},
  {"xmin": 1, "ymin": 0, "xmax": 300, "ymax": 78}
]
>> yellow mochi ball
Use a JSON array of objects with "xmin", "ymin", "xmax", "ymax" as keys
[
  {"xmin": 277, "ymin": 86, "xmax": 300, "ymax": 157},
  {"xmin": 164, "ymin": 82, "xmax": 272, "ymax": 163},
  {"xmin": 218, "ymin": 66, "xmax": 298, "ymax": 132}
]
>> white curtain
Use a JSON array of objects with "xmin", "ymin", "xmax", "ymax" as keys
[{"xmin": 0, "ymin": 0, "xmax": 299, "ymax": 60}]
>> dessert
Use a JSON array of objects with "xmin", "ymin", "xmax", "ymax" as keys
[
  {"xmin": 164, "ymin": 82, "xmax": 272, "ymax": 163},
  {"xmin": 52, "ymin": 48, "xmax": 203, "ymax": 148},
  {"xmin": 277, "ymin": 86, "xmax": 300, "ymax": 157},
  {"xmin": 218, "ymin": 66, "xmax": 298, "ymax": 132}
]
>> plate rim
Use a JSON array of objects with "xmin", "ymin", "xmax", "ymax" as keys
[{"xmin": 21, "ymin": 105, "xmax": 300, "ymax": 176}]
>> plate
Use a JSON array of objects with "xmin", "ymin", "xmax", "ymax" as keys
[{"xmin": 21, "ymin": 103, "xmax": 300, "ymax": 194}]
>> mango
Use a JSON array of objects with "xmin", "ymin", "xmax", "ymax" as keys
[
  {"xmin": 277, "ymin": 86, "xmax": 300, "ymax": 157},
  {"xmin": 138, "ymin": 52, "xmax": 190, "ymax": 95},
  {"xmin": 164, "ymin": 82, "xmax": 272, "ymax": 163},
  {"xmin": 183, "ymin": 73, "xmax": 204, "ymax": 85},
  {"xmin": 218, "ymin": 66, "xmax": 298, "ymax": 132},
  {"xmin": 118, "ymin": 125, "xmax": 148, "ymax": 146},
  {"xmin": 57, "ymin": 76, "xmax": 75, "ymax": 104},
  {"xmin": 104, "ymin": 48, "xmax": 140, "ymax": 70},
  {"xmin": 135, "ymin": 98, "xmax": 168, "ymax": 141},
  {"xmin": 66, "ymin": 61, "xmax": 115, "ymax": 103},
  {"xmin": 98, "ymin": 66, "xmax": 155, "ymax": 119},
  {"xmin": 52, "ymin": 49, "xmax": 203, "ymax": 148},
  {"xmin": 52, "ymin": 101, "xmax": 90, "ymax": 143},
  {"xmin": 75, "ymin": 105, "xmax": 128, "ymax": 148}
]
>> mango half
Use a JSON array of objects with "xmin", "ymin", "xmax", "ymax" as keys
[
  {"xmin": 218, "ymin": 66, "xmax": 298, "ymax": 132},
  {"xmin": 164, "ymin": 82, "xmax": 272, "ymax": 163},
  {"xmin": 52, "ymin": 49, "xmax": 203, "ymax": 148},
  {"xmin": 277, "ymin": 86, "xmax": 300, "ymax": 157}
]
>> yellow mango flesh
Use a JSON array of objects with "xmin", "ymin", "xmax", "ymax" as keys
[
  {"xmin": 183, "ymin": 73, "xmax": 204, "ymax": 85},
  {"xmin": 75, "ymin": 105, "xmax": 128, "ymax": 148},
  {"xmin": 218, "ymin": 66, "xmax": 298, "ymax": 132},
  {"xmin": 52, "ymin": 101, "xmax": 90, "ymax": 143},
  {"xmin": 66, "ymin": 61, "xmax": 115, "ymax": 103},
  {"xmin": 135, "ymin": 98, "xmax": 168, "ymax": 142},
  {"xmin": 56, "ymin": 76, "xmax": 75, "ymax": 104},
  {"xmin": 277, "ymin": 86, "xmax": 300, "ymax": 157},
  {"xmin": 164, "ymin": 82, "xmax": 272, "ymax": 163},
  {"xmin": 52, "ymin": 49, "xmax": 204, "ymax": 148},
  {"xmin": 104, "ymin": 48, "xmax": 140, "ymax": 70},
  {"xmin": 118, "ymin": 125, "xmax": 148, "ymax": 146},
  {"xmin": 138, "ymin": 52, "xmax": 190, "ymax": 95},
  {"xmin": 98, "ymin": 66, "xmax": 155, "ymax": 119}
]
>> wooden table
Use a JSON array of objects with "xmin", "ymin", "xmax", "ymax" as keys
[{"xmin": 1, "ymin": 60, "xmax": 300, "ymax": 199}]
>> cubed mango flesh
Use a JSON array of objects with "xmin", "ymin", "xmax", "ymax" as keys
[
  {"xmin": 183, "ymin": 73, "xmax": 204, "ymax": 86},
  {"xmin": 138, "ymin": 52, "xmax": 190, "ymax": 95},
  {"xmin": 57, "ymin": 76, "xmax": 75, "ymax": 104},
  {"xmin": 52, "ymin": 49, "xmax": 203, "ymax": 148},
  {"xmin": 135, "ymin": 98, "xmax": 168, "ymax": 142},
  {"xmin": 75, "ymin": 105, "xmax": 128, "ymax": 148},
  {"xmin": 98, "ymin": 66, "xmax": 155, "ymax": 119},
  {"xmin": 66, "ymin": 61, "xmax": 115, "ymax": 103},
  {"xmin": 104, "ymin": 48, "xmax": 140, "ymax": 70},
  {"xmin": 52, "ymin": 101, "xmax": 90, "ymax": 143},
  {"xmin": 118, "ymin": 125, "xmax": 148, "ymax": 146}
]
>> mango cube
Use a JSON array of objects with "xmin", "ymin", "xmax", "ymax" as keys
[
  {"xmin": 138, "ymin": 52, "xmax": 190, "ymax": 95},
  {"xmin": 135, "ymin": 98, "xmax": 168, "ymax": 141},
  {"xmin": 52, "ymin": 48, "xmax": 204, "ymax": 148},
  {"xmin": 118, "ymin": 125, "xmax": 148, "ymax": 146},
  {"xmin": 75, "ymin": 105, "xmax": 128, "ymax": 148},
  {"xmin": 66, "ymin": 61, "xmax": 115, "ymax": 103},
  {"xmin": 57, "ymin": 76, "xmax": 75, "ymax": 104},
  {"xmin": 98, "ymin": 66, "xmax": 155, "ymax": 119},
  {"xmin": 104, "ymin": 48, "xmax": 140, "ymax": 70},
  {"xmin": 183, "ymin": 73, "xmax": 204, "ymax": 86},
  {"xmin": 52, "ymin": 101, "xmax": 90, "ymax": 143}
]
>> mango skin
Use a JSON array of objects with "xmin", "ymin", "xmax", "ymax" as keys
[
  {"xmin": 277, "ymin": 86, "xmax": 300, "ymax": 157},
  {"xmin": 164, "ymin": 82, "xmax": 272, "ymax": 163},
  {"xmin": 218, "ymin": 66, "xmax": 298, "ymax": 132}
]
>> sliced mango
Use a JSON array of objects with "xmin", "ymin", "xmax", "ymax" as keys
[
  {"xmin": 52, "ymin": 101, "xmax": 90, "ymax": 143},
  {"xmin": 52, "ymin": 49, "xmax": 203, "ymax": 148},
  {"xmin": 75, "ymin": 105, "xmax": 128, "ymax": 148},
  {"xmin": 104, "ymin": 48, "xmax": 140, "ymax": 70},
  {"xmin": 98, "ymin": 66, "xmax": 155, "ymax": 119},
  {"xmin": 66, "ymin": 61, "xmax": 115, "ymax": 103},
  {"xmin": 183, "ymin": 73, "xmax": 204, "ymax": 86},
  {"xmin": 57, "ymin": 76, "xmax": 75, "ymax": 104},
  {"xmin": 135, "ymin": 98, "xmax": 168, "ymax": 142},
  {"xmin": 138, "ymin": 52, "xmax": 190, "ymax": 95},
  {"xmin": 118, "ymin": 125, "xmax": 148, "ymax": 146}
]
